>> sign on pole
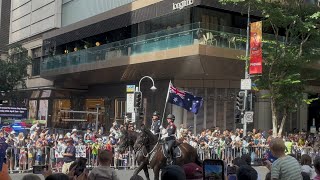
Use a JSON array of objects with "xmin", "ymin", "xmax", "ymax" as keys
[
  {"xmin": 126, "ymin": 85, "xmax": 135, "ymax": 93},
  {"xmin": 241, "ymin": 79, "xmax": 252, "ymax": 90},
  {"xmin": 126, "ymin": 93, "xmax": 135, "ymax": 113},
  {"xmin": 244, "ymin": 111, "xmax": 254, "ymax": 123},
  {"xmin": 126, "ymin": 85, "xmax": 135, "ymax": 113}
]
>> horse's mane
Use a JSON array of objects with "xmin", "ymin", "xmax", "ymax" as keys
[{"xmin": 142, "ymin": 128, "xmax": 158, "ymax": 143}]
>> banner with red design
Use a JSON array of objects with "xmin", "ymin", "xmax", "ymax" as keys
[{"xmin": 249, "ymin": 21, "xmax": 263, "ymax": 75}]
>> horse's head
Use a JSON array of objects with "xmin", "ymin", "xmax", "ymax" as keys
[
  {"xmin": 133, "ymin": 127, "xmax": 157, "ymax": 151},
  {"xmin": 118, "ymin": 130, "xmax": 137, "ymax": 153}
]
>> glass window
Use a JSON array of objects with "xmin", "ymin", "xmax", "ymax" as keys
[
  {"xmin": 32, "ymin": 58, "xmax": 41, "ymax": 76},
  {"xmin": 115, "ymin": 98, "xmax": 126, "ymax": 121}
]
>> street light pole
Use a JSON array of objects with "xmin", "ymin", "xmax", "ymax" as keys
[
  {"xmin": 138, "ymin": 76, "xmax": 157, "ymax": 92},
  {"xmin": 135, "ymin": 76, "xmax": 157, "ymax": 129},
  {"xmin": 243, "ymin": 4, "xmax": 251, "ymax": 137}
]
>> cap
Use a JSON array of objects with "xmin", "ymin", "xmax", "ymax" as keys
[
  {"xmin": 183, "ymin": 163, "xmax": 203, "ymax": 180},
  {"xmin": 71, "ymin": 129, "xmax": 77, "ymax": 133}
]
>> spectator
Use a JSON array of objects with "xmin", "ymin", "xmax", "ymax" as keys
[
  {"xmin": 30, "ymin": 121, "xmax": 40, "ymax": 135},
  {"xmin": 265, "ymin": 172, "xmax": 271, "ymax": 180},
  {"xmin": 62, "ymin": 138, "xmax": 76, "ymax": 174},
  {"xmin": 22, "ymin": 174, "xmax": 41, "ymax": 180},
  {"xmin": 301, "ymin": 172, "xmax": 311, "ymax": 180},
  {"xmin": 266, "ymin": 138, "xmax": 302, "ymax": 180},
  {"xmin": 161, "ymin": 165, "xmax": 186, "ymax": 180},
  {"xmin": 88, "ymin": 150, "xmax": 119, "ymax": 180},
  {"xmin": 183, "ymin": 163, "xmax": 202, "ymax": 180},
  {"xmin": 313, "ymin": 156, "xmax": 320, "ymax": 180},
  {"xmin": 45, "ymin": 173, "xmax": 70, "ymax": 180},
  {"xmin": 301, "ymin": 154, "xmax": 315, "ymax": 179},
  {"xmin": 236, "ymin": 165, "xmax": 258, "ymax": 180}
]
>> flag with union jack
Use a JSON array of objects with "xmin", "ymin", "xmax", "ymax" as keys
[{"xmin": 167, "ymin": 82, "xmax": 203, "ymax": 114}]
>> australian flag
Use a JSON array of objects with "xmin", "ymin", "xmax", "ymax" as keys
[{"xmin": 167, "ymin": 82, "xmax": 203, "ymax": 114}]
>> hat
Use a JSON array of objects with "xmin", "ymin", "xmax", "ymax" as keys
[
  {"xmin": 10, "ymin": 131, "xmax": 16, "ymax": 134},
  {"xmin": 71, "ymin": 129, "xmax": 77, "ymax": 133},
  {"xmin": 58, "ymin": 135, "xmax": 64, "ymax": 139},
  {"xmin": 66, "ymin": 132, "xmax": 71, "ymax": 137},
  {"xmin": 183, "ymin": 163, "xmax": 203, "ymax": 180}
]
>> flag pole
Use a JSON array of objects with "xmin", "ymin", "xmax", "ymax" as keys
[{"xmin": 160, "ymin": 80, "xmax": 171, "ymax": 127}]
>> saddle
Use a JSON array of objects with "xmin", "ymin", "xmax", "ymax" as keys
[{"xmin": 161, "ymin": 141, "xmax": 182, "ymax": 158}]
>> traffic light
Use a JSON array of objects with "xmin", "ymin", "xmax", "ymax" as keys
[
  {"xmin": 235, "ymin": 111, "xmax": 243, "ymax": 124},
  {"xmin": 134, "ymin": 91, "xmax": 142, "ymax": 109},
  {"xmin": 139, "ymin": 111, "xmax": 144, "ymax": 120},
  {"xmin": 236, "ymin": 90, "xmax": 246, "ymax": 111}
]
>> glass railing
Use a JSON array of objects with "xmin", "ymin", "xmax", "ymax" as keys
[{"xmin": 41, "ymin": 22, "xmax": 281, "ymax": 72}]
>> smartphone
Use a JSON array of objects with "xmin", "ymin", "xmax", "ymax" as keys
[
  {"xmin": 203, "ymin": 159, "xmax": 225, "ymax": 180},
  {"xmin": 33, "ymin": 165, "xmax": 48, "ymax": 174}
]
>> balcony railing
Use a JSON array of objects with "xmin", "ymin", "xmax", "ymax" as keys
[{"xmin": 40, "ymin": 22, "xmax": 282, "ymax": 73}]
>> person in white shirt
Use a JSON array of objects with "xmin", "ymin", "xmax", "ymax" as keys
[{"xmin": 300, "ymin": 154, "xmax": 316, "ymax": 179}]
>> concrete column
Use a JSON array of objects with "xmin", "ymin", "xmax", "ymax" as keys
[
  {"xmin": 254, "ymin": 90, "xmax": 272, "ymax": 131},
  {"xmin": 203, "ymin": 88, "xmax": 207, "ymax": 129},
  {"xmin": 299, "ymin": 93, "xmax": 308, "ymax": 131},
  {"xmin": 213, "ymin": 88, "xmax": 217, "ymax": 127},
  {"xmin": 172, "ymin": 104, "xmax": 184, "ymax": 131}
]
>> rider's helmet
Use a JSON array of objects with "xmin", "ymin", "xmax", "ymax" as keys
[
  {"xmin": 153, "ymin": 111, "xmax": 160, "ymax": 117},
  {"xmin": 166, "ymin": 114, "xmax": 175, "ymax": 121}
]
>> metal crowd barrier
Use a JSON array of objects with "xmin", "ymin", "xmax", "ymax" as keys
[
  {"xmin": 197, "ymin": 146, "xmax": 269, "ymax": 164},
  {"xmin": 6, "ymin": 145, "xmax": 320, "ymax": 173}
]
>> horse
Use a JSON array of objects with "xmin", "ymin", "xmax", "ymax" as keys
[
  {"xmin": 118, "ymin": 129, "xmax": 152, "ymax": 180},
  {"xmin": 133, "ymin": 127, "xmax": 201, "ymax": 180}
]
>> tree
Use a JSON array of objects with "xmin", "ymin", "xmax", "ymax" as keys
[
  {"xmin": 220, "ymin": 0, "xmax": 320, "ymax": 136},
  {"xmin": 0, "ymin": 45, "xmax": 31, "ymax": 103}
]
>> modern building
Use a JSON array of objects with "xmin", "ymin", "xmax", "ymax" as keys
[
  {"xmin": 9, "ymin": 0, "xmax": 318, "ymax": 133},
  {"xmin": 0, "ymin": 0, "xmax": 11, "ymax": 58}
]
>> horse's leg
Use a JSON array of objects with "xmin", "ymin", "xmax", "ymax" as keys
[
  {"xmin": 143, "ymin": 164, "xmax": 150, "ymax": 180},
  {"xmin": 153, "ymin": 165, "xmax": 161, "ymax": 180},
  {"xmin": 134, "ymin": 161, "xmax": 146, "ymax": 175}
]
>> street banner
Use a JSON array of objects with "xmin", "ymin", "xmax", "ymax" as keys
[{"xmin": 249, "ymin": 21, "xmax": 263, "ymax": 75}]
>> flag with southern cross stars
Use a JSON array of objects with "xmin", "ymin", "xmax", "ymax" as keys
[{"xmin": 167, "ymin": 82, "xmax": 203, "ymax": 114}]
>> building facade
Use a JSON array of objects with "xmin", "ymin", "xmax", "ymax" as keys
[
  {"xmin": 0, "ymin": 0, "xmax": 11, "ymax": 58},
  {"xmin": 9, "ymin": 0, "xmax": 316, "ymax": 133}
]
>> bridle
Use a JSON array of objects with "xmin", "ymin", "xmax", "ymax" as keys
[{"xmin": 134, "ymin": 131, "xmax": 159, "ymax": 158}]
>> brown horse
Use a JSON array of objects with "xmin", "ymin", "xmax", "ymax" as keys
[
  {"xmin": 133, "ymin": 127, "xmax": 201, "ymax": 180},
  {"xmin": 118, "ymin": 130, "xmax": 151, "ymax": 180}
]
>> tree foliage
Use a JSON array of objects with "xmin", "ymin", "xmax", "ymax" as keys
[
  {"xmin": 220, "ymin": 0, "xmax": 320, "ymax": 136},
  {"xmin": 0, "ymin": 45, "xmax": 31, "ymax": 92}
]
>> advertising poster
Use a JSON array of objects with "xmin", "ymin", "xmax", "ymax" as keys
[
  {"xmin": 28, "ymin": 100, "xmax": 37, "ymax": 120},
  {"xmin": 38, "ymin": 100, "xmax": 48, "ymax": 120},
  {"xmin": 249, "ymin": 21, "xmax": 263, "ymax": 75}
]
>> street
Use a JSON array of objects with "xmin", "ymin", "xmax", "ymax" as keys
[{"xmin": 9, "ymin": 166, "xmax": 270, "ymax": 180}]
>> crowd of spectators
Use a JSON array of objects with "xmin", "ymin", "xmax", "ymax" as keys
[{"xmin": 2, "ymin": 120, "xmax": 320, "ymax": 180}]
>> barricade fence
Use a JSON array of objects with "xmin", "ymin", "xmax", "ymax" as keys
[{"xmin": 5, "ymin": 145, "xmax": 320, "ymax": 173}]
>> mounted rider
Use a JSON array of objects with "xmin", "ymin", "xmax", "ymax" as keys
[
  {"xmin": 161, "ymin": 114, "xmax": 177, "ymax": 165},
  {"xmin": 151, "ymin": 111, "xmax": 161, "ymax": 136}
]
